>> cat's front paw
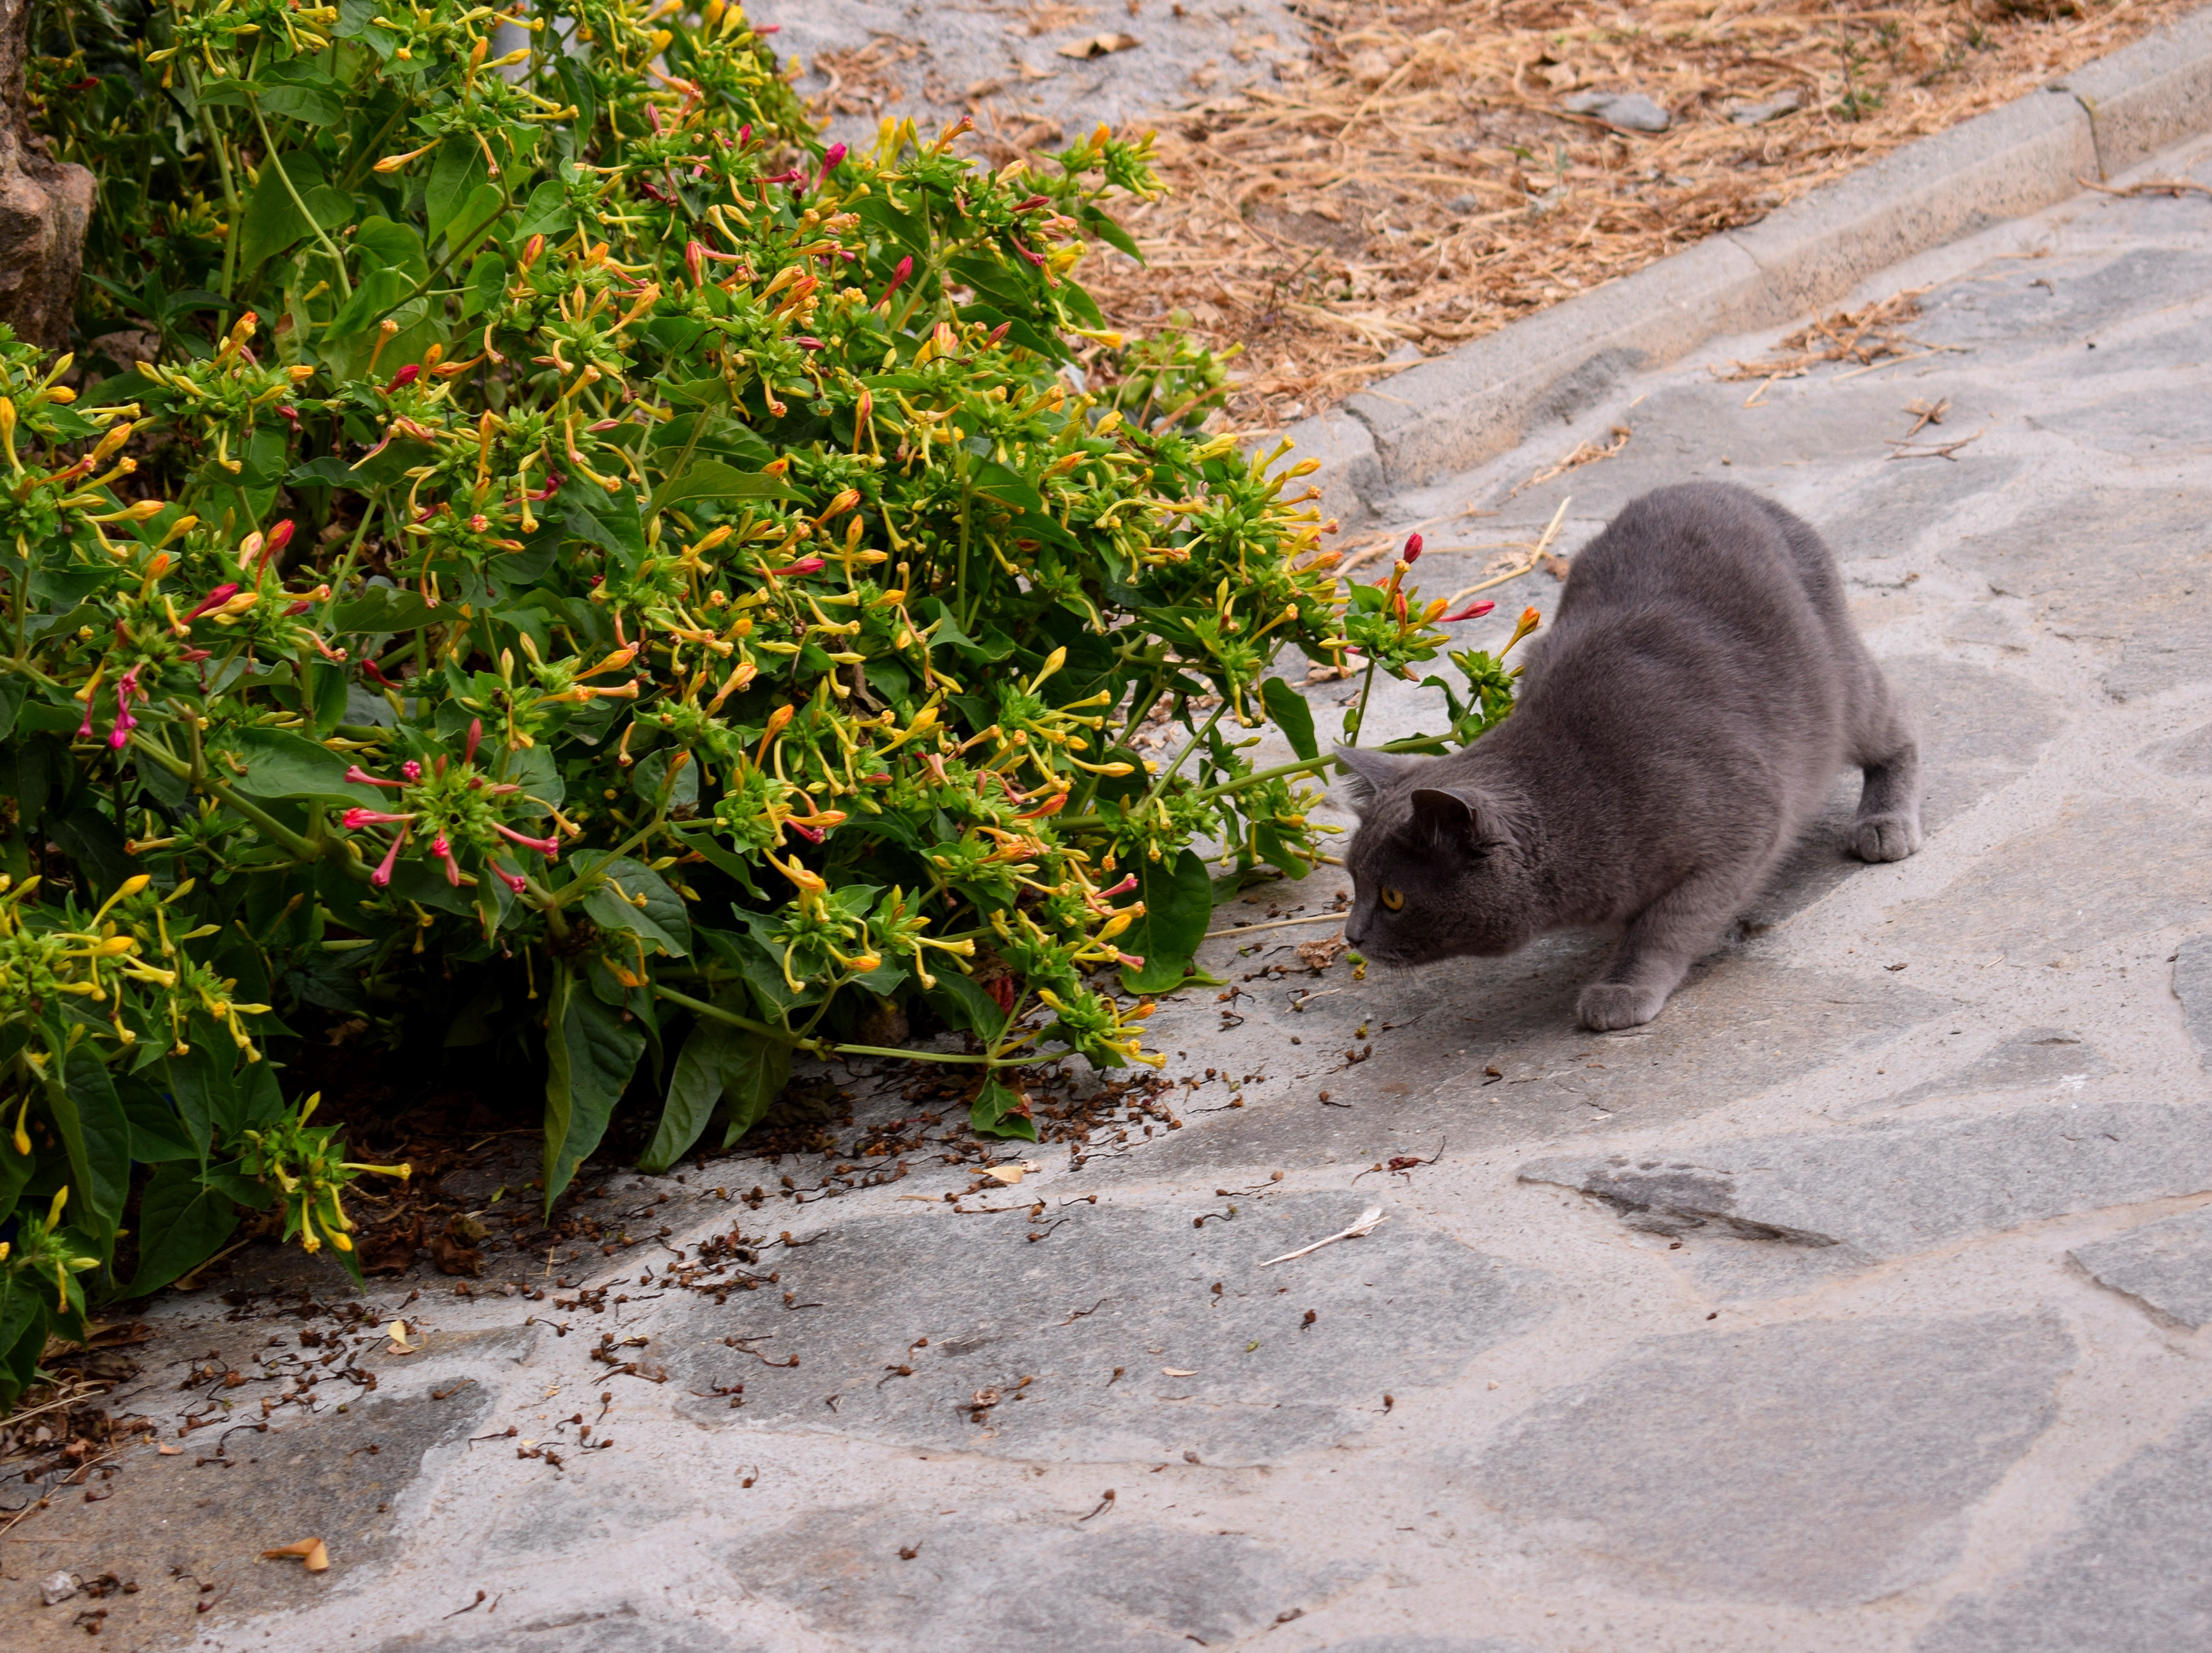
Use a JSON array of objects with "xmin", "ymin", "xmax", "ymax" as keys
[
  {"xmin": 1577, "ymin": 983, "xmax": 1665, "ymax": 1031},
  {"xmin": 1852, "ymin": 813, "xmax": 1922, "ymax": 863}
]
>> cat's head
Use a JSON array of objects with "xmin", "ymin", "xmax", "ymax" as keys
[{"xmin": 1334, "ymin": 746, "xmax": 1539, "ymax": 966}]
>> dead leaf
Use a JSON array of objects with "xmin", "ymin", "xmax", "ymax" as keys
[
  {"xmin": 1057, "ymin": 31, "xmax": 1139, "ymax": 58},
  {"xmin": 385, "ymin": 1320, "xmax": 423, "ymax": 1355},
  {"xmin": 261, "ymin": 1538, "xmax": 329, "ymax": 1573},
  {"xmin": 983, "ymin": 1165, "xmax": 1025, "ymax": 1186},
  {"xmin": 1162, "ymin": 1367, "xmax": 1198, "ymax": 1377},
  {"xmin": 157, "ymin": 1444, "xmax": 182, "ymax": 1456},
  {"xmin": 1295, "ymin": 935, "xmax": 1348, "ymax": 972}
]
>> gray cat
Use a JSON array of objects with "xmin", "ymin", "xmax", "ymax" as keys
[{"xmin": 1334, "ymin": 481, "xmax": 1919, "ymax": 1031}]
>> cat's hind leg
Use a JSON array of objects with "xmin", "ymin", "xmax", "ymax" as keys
[
  {"xmin": 1576, "ymin": 866, "xmax": 1761, "ymax": 1031},
  {"xmin": 1850, "ymin": 686, "xmax": 1922, "ymax": 863}
]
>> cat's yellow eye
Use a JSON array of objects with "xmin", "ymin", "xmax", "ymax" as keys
[{"xmin": 1380, "ymin": 886, "xmax": 1405, "ymax": 911}]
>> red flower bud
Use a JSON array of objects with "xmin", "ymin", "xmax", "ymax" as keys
[
  {"xmin": 1438, "ymin": 598, "xmax": 1495, "ymax": 624},
  {"xmin": 1403, "ymin": 532, "xmax": 1423, "ymax": 564},
  {"xmin": 384, "ymin": 363, "xmax": 421, "ymax": 394}
]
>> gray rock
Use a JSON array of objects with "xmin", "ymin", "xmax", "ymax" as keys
[
  {"xmin": 660, "ymin": 1192, "xmax": 1544, "ymax": 1465},
  {"xmin": 38, "ymin": 1571, "xmax": 79, "ymax": 1607},
  {"xmin": 1562, "ymin": 90, "xmax": 1670, "ymax": 132},
  {"xmin": 1320, "ymin": 1641, "xmax": 1543, "ymax": 1653},
  {"xmin": 1729, "ymin": 90, "xmax": 1803, "ymax": 124},
  {"xmin": 377, "ymin": 1603, "xmax": 763, "ymax": 1653},
  {"xmin": 1476, "ymin": 1315, "xmax": 2073, "ymax": 1608},
  {"xmin": 726, "ymin": 1505, "xmax": 1364, "ymax": 1652},
  {"xmin": 1522, "ymin": 1099, "xmax": 2212, "ymax": 1270},
  {"xmin": 1916, "ymin": 1401, "xmax": 2212, "ymax": 1652},
  {"xmin": 2175, "ymin": 935, "xmax": 2212, "ymax": 1069},
  {"xmin": 1124, "ymin": 952, "xmax": 1948, "ymax": 1187},
  {"xmin": 1879, "ymin": 795, "xmax": 2212, "ymax": 963},
  {"xmin": 2070, "ymin": 1206, "xmax": 2212, "ymax": 1328},
  {"xmin": 2138, "ymin": 720, "xmax": 2212, "ymax": 776},
  {"xmin": 1861, "ymin": 1026, "xmax": 2107, "ymax": 1115}
]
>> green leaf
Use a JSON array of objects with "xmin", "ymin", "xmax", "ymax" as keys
[
  {"xmin": 232, "ymin": 726, "xmax": 380, "ymax": 805},
  {"xmin": 259, "ymin": 62, "xmax": 344, "ymax": 125},
  {"xmin": 425, "ymin": 137, "xmax": 490, "ymax": 246},
  {"xmin": 1118, "ymin": 848, "xmax": 1215, "ymax": 994},
  {"xmin": 0, "ymin": 1272, "xmax": 49, "ymax": 1408},
  {"xmin": 118, "ymin": 1165, "xmax": 240, "ymax": 1297},
  {"xmin": 646, "ymin": 460, "xmax": 801, "ymax": 517},
  {"xmin": 542, "ymin": 964, "xmax": 647, "ymax": 1209},
  {"xmin": 122, "ymin": 1084, "xmax": 198, "ymax": 1162},
  {"xmin": 715, "ymin": 1031, "xmax": 791, "ymax": 1149},
  {"xmin": 307, "ymin": 659, "xmax": 349, "ymax": 737},
  {"xmin": 330, "ymin": 584, "xmax": 439, "ymax": 633},
  {"xmin": 925, "ymin": 973, "xmax": 1007, "ymax": 1042},
  {"xmin": 237, "ymin": 150, "xmax": 327, "ymax": 270},
  {"xmin": 562, "ymin": 481, "xmax": 647, "ymax": 565},
  {"xmin": 1261, "ymin": 675, "xmax": 1319, "ymax": 763},
  {"xmin": 638, "ymin": 1019, "xmax": 729, "ymax": 1173},
  {"xmin": 47, "ymin": 1041, "xmax": 131, "ymax": 1244},
  {"xmin": 970, "ymin": 1078, "xmax": 1038, "ymax": 1141},
  {"xmin": 578, "ymin": 856, "xmax": 690, "ymax": 957}
]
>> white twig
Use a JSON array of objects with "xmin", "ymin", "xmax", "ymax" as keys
[{"xmin": 1258, "ymin": 1206, "xmax": 1388, "ymax": 1268}]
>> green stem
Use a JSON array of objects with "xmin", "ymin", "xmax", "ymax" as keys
[{"xmin": 249, "ymin": 99, "xmax": 353, "ymax": 298}]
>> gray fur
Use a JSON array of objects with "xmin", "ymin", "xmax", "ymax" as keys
[{"xmin": 1336, "ymin": 481, "xmax": 1920, "ymax": 1031}]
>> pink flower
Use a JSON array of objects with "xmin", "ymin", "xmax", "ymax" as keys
[
  {"xmin": 370, "ymin": 833, "xmax": 406, "ymax": 888},
  {"xmin": 384, "ymin": 364, "xmax": 420, "ymax": 394},
  {"xmin": 1438, "ymin": 598, "xmax": 1495, "ymax": 624},
  {"xmin": 875, "ymin": 256, "xmax": 914, "ymax": 306},
  {"xmin": 262, "ymin": 519, "xmax": 295, "ymax": 561},
  {"xmin": 1116, "ymin": 952, "xmax": 1145, "ymax": 969},
  {"xmin": 432, "ymin": 834, "xmax": 463, "ymax": 887},
  {"xmin": 401, "ymin": 760, "xmax": 423, "ymax": 782},
  {"xmin": 788, "ymin": 821, "xmax": 825, "ymax": 844},
  {"xmin": 494, "ymin": 822, "xmax": 559, "ymax": 859},
  {"xmin": 344, "ymin": 764, "xmax": 407, "ymax": 789},
  {"xmin": 819, "ymin": 142, "xmax": 847, "ymax": 184},
  {"xmin": 464, "ymin": 717, "xmax": 483, "ymax": 766},
  {"xmin": 183, "ymin": 583, "xmax": 241, "ymax": 624},
  {"xmin": 1099, "ymin": 874, "xmax": 1139, "ymax": 899},
  {"xmin": 1403, "ymin": 532, "xmax": 1423, "ymax": 564},
  {"xmin": 765, "ymin": 557, "xmax": 825, "ymax": 578},
  {"xmin": 489, "ymin": 859, "xmax": 530, "ymax": 895},
  {"xmin": 341, "ymin": 807, "xmax": 415, "ymax": 828}
]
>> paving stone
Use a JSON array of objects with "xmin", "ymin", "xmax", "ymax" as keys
[
  {"xmin": 1855, "ymin": 1026, "xmax": 2108, "ymax": 1115},
  {"xmin": 725, "ymin": 1504, "xmax": 1363, "ymax": 1652},
  {"xmin": 659, "ymin": 1193, "xmax": 1543, "ymax": 1466},
  {"xmin": 2069, "ymin": 1206, "xmax": 2212, "ymax": 1328},
  {"xmin": 1880, "ymin": 794, "xmax": 2212, "ymax": 962},
  {"xmin": 8, "ymin": 1390, "xmax": 492, "ymax": 1652},
  {"xmin": 1127, "ymin": 955, "xmax": 1948, "ymax": 1182},
  {"xmin": 2139, "ymin": 719, "xmax": 2212, "ymax": 775},
  {"xmin": 1739, "ymin": 654, "xmax": 2069, "ymax": 933},
  {"xmin": 1475, "ymin": 1315, "xmax": 2073, "ymax": 1608},
  {"xmin": 1320, "ymin": 1640, "xmax": 1544, "ymax": 1653},
  {"xmin": 2174, "ymin": 933, "xmax": 2212, "ymax": 1067},
  {"xmin": 1916, "ymin": 1401, "xmax": 2212, "ymax": 1652},
  {"xmin": 1521, "ymin": 1099, "xmax": 2212, "ymax": 1287},
  {"xmin": 375, "ymin": 1603, "xmax": 767, "ymax": 1653},
  {"xmin": 1940, "ymin": 485, "xmax": 2212, "ymax": 699}
]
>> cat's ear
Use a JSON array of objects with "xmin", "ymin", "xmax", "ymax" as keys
[
  {"xmin": 1332, "ymin": 745, "xmax": 1425, "ymax": 813},
  {"xmin": 1408, "ymin": 787, "xmax": 1484, "ymax": 849}
]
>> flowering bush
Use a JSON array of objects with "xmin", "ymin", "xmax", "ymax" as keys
[{"xmin": 0, "ymin": 0, "xmax": 1511, "ymax": 1402}]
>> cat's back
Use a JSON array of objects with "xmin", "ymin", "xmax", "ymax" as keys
[
  {"xmin": 1510, "ymin": 481, "xmax": 1869, "ymax": 766},
  {"xmin": 1551, "ymin": 481, "xmax": 1844, "ymax": 643}
]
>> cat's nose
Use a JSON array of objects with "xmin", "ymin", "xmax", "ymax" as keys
[{"xmin": 1343, "ymin": 911, "xmax": 1366, "ymax": 947}]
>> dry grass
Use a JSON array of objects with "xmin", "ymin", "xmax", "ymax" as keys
[{"xmin": 1045, "ymin": 0, "xmax": 2203, "ymax": 428}]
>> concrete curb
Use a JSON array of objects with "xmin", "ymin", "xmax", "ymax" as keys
[{"xmin": 1286, "ymin": 2, "xmax": 2212, "ymax": 518}]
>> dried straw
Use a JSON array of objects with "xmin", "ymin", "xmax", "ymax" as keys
[{"xmin": 1009, "ymin": 0, "xmax": 2205, "ymax": 428}]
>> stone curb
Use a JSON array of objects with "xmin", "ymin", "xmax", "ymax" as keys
[{"xmin": 1284, "ymin": 2, "xmax": 2212, "ymax": 521}]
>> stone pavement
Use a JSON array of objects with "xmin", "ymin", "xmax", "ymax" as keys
[
  {"xmin": 13, "ymin": 135, "xmax": 2212, "ymax": 1653},
  {"xmin": 750, "ymin": 0, "xmax": 1309, "ymax": 150}
]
